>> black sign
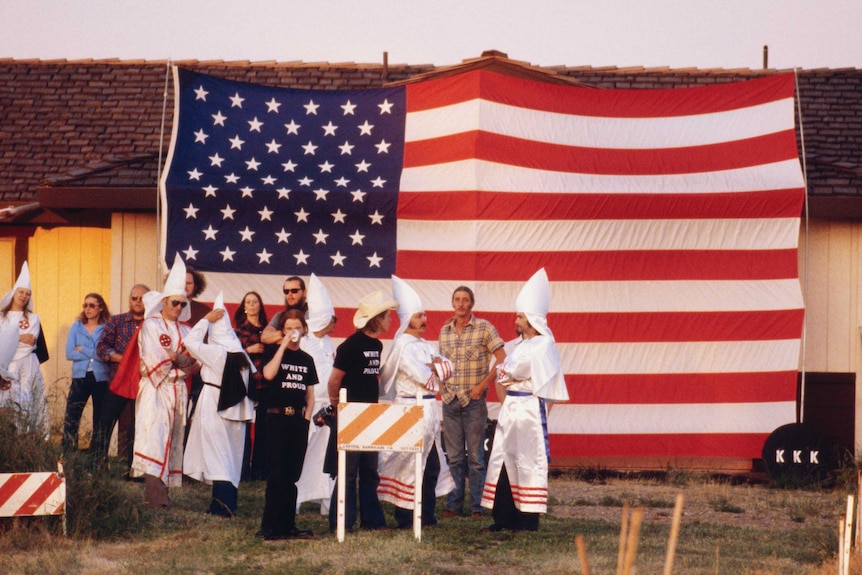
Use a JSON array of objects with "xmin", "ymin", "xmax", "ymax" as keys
[{"xmin": 761, "ymin": 423, "xmax": 830, "ymax": 481}]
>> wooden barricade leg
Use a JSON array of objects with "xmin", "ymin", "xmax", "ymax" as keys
[
  {"xmin": 663, "ymin": 494, "xmax": 684, "ymax": 575},
  {"xmin": 576, "ymin": 534, "xmax": 591, "ymax": 575},
  {"xmin": 616, "ymin": 501, "xmax": 630, "ymax": 575}
]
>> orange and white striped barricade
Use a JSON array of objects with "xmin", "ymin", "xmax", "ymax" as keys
[
  {"xmin": 0, "ymin": 461, "xmax": 67, "ymax": 535},
  {"xmin": 335, "ymin": 388, "xmax": 424, "ymax": 542}
]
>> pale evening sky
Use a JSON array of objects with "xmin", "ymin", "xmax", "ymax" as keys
[{"xmin": 0, "ymin": 0, "xmax": 859, "ymax": 71}]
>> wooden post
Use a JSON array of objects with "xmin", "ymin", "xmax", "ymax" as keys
[
  {"xmin": 840, "ymin": 515, "xmax": 846, "ymax": 575},
  {"xmin": 575, "ymin": 534, "xmax": 591, "ymax": 575},
  {"xmin": 336, "ymin": 389, "xmax": 348, "ymax": 542},
  {"xmin": 622, "ymin": 507, "xmax": 644, "ymax": 575},
  {"xmin": 663, "ymin": 493, "xmax": 684, "ymax": 575},
  {"xmin": 616, "ymin": 501, "xmax": 630, "ymax": 575},
  {"xmin": 413, "ymin": 388, "xmax": 424, "ymax": 541},
  {"xmin": 843, "ymin": 495, "xmax": 854, "ymax": 575},
  {"xmin": 856, "ymin": 470, "xmax": 862, "ymax": 549}
]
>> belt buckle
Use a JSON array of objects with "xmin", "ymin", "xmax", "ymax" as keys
[{"xmin": 283, "ymin": 406, "xmax": 295, "ymax": 416}]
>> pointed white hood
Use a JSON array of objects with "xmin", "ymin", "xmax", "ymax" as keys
[
  {"xmin": 144, "ymin": 253, "xmax": 190, "ymax": 321},
  {"xmin": 207, "ymin": 292, "xmax": 244, "ymax": 353},
  {"xmin": 391, "ymin": 275, "xmax": 423, "ymax": 338},
  {"xmin": 516, "ymin": 268, "xmax": 552, "ymax": 338},
  {"xmin": 306, "ymin": 274, "xmax": 335, "ymax": 333},
  {"xmin": 1, "ymin": 261, "xmax": 34, "ymax": 312}
]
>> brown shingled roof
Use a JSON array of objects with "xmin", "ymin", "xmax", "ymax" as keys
[{"xmin": 1, "ymin": 54, "xmax": 861, "ymax": 219}]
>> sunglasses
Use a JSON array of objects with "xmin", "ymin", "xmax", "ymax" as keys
[
  {"xmin": 130, "ymin": 296, "xmax": 143, "ymax": 302},
  {"xmin": 283, "ymin": 288, "xmax": 303, "ymax": 294},
  {"xmin": 169, "ymin": 300, "xmax": 188, "ymax": 309},
  {"xmin": 82, "ymin": 302, "xmax": 100, "ymax": 309}
]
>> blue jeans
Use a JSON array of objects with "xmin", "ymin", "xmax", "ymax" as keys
[
  {"xmin": 442, "ymin": 398, "xmax": 487, "ymax": 514},
  {"xmin": 62, "ymin": 372, "xmax": 107, "ymax": 451},
  {"xmin": 329, "ymin": 451, "xmax": 386, "ymax": 531}
]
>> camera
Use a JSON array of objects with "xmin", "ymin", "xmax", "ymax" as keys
[{"xmin": 313, "ymin": 404, "xmax": 334, "ymax": 427}]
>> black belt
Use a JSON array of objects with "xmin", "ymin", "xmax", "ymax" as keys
[
  {"xmin": 398, "ymin": 394, "xmax": 436, "ymax": 400},
  {"xmin": 266, "ymin": 406, "xmax": 302, "ymax": 417},
  {"xmin": 506, "ymin": 390, "xmax": 532, "ymax": 397}
]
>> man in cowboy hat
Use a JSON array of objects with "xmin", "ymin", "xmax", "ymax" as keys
[
  {"xmin": 479, "ymin": 269, "xmax": 569, "ymax": 532},
  {"xmin": 325, "ymin": 290, "xmax": 398, "ymax": 533}
]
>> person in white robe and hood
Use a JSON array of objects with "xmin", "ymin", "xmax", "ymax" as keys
[
  {"xmin": 479, "ymin": 268, "xmax": 569, "ymax": 532},
  {"xmin": 184, "ymin": 292, "xmax": 256, "ymax": 517},
  {"xmin": 131, "ymin": 254, "xmax": 200, "ymax": 507},
  {"xmin": 0, "ymin": 261, "xmax": 49, "ymax": 436},
  {"xmin": 377, "ymin": 275, "xmax": 456, "ymax": 528},
  {"xmin": 295, "ymin": 274, "xmax": 337, "ymax": 515}
]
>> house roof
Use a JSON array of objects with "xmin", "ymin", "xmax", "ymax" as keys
[{"xmin": 1, "ymin": 53, "xmax": 861, "ymax": 221}]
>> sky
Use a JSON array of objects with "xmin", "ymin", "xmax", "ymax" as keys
[{"xmin": 0, "ymin": 0, "xmax": 860, "ymax": 71}]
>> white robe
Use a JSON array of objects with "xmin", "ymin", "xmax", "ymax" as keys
[
  {"xmin": 377, "ymin": 333, "xmax": 455, "ymax": 509},
  {"xmin": 481, "ymin": 334, "xmax": 568, "ymax": 514},
  {"xmin": 183, "ymin": 319, "xmax": 255, "ymax": 488},
  {"xmin": 0, "ymin": 311, "xmax": 48, "ymax": 435},
  {"xmin": 131, "ymin": 315, "xmax": 192, "ymax": 487},
  {"xmin": 295, "ymin": 332, "xmax": 336, "ymax": 510}
]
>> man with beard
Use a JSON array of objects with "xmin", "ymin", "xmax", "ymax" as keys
[
  {"xmin": 261, "ymin": 276, "xmax": 307, "ymax": 345},
  {"xmin": 480, "ymin": 269, "xmax": 569, "ymax": 532}
]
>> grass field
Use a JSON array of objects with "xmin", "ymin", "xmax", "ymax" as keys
[{"xmin": 0, "ymin": 461, "xmax": 857, "ymax": 575}]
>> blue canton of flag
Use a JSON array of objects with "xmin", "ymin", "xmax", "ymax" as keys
[{"xmin": 162, "ymin": 68, "xmax": 406, "ymax": 278}]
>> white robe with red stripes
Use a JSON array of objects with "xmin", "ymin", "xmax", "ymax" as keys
[
  {"xmin": 131, "ymin": 315, "xmax": 192, "ymax": 487},
  {"xmin": 377, "ymin": 334, "xmax": 455, "ymax": 510}
]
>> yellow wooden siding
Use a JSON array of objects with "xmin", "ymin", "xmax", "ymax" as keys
[
  {"xmin": 27, "ymin": 226, "xmax": 113, "ymax": 439},
  {"xmin": 0, "ymin": 238, "xmax": 15, "ymax": 285},
  {"xmin": 109, "ymin": 212, "xmax": 159, "ymax": 313},
  {"xmin": 798, "ymin": 218, "xmax": 862, "ymax": 454},
  {"xmin": 799, "ymin": 220, "xmax": 861, "ymax": 373}
]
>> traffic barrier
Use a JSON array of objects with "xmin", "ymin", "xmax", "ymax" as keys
[
  {"xmin": 335, "ymin": 389, "xmax": 425, "ymax": 541},
  {"xmin": 0, "ymin": 462, "xmax": 66, "ymax": 535}
]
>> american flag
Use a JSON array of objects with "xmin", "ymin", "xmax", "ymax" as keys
[{"xmin": 162, "ymin": 67, "xmax": 805, "ymax": 463}]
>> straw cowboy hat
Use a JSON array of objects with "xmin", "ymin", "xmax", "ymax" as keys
[{"xmin": 352, "ymin": 290, "xmax": 399, "ymax": 330}]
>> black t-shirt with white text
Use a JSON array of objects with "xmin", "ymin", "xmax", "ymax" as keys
[
  {"xmin": 333, "ymin": 331, "xmax": 382, "ymax": 403},
  {"xmin": 265, "ymin": 347, "xmax": 318, "ymax": 412}
]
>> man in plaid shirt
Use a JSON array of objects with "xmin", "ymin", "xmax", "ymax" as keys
[
  {"xmin": 438, "ymin": 286, "xmax": 506, "ymax": 518},
  {"xmin": 91, "ymin": 284, "xmax": 149, "ymax": 465}
]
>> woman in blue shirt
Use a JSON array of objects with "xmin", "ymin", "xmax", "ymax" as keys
[{"xmin": 62, "ymin": 293, "xmax": 111, "ymax": 451}]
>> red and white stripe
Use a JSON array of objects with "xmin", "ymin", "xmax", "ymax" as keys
[
  {"xmin": 0, "ymin": 471, "xmax": 66, "ymax": 517},
  {"xmin": 395, "ymin": 71, "xmax": 804, "ymax": 461},
  {"xmin": 196, "ymin": 71, "xmax": 804, "ymax": 462}
]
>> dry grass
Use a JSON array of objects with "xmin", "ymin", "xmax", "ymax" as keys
[{"xmin": 2, "ymin": 466, "xmax": 860, "ymax": 574}]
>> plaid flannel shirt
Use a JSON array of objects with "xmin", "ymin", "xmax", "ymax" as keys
[
  {"xmin": 438, "ymin": 315, "xmax": 505, "ymax": 406},
  {"xmin": 96, "ymin": 311, "xmax": 143, "ymax": 383}
]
